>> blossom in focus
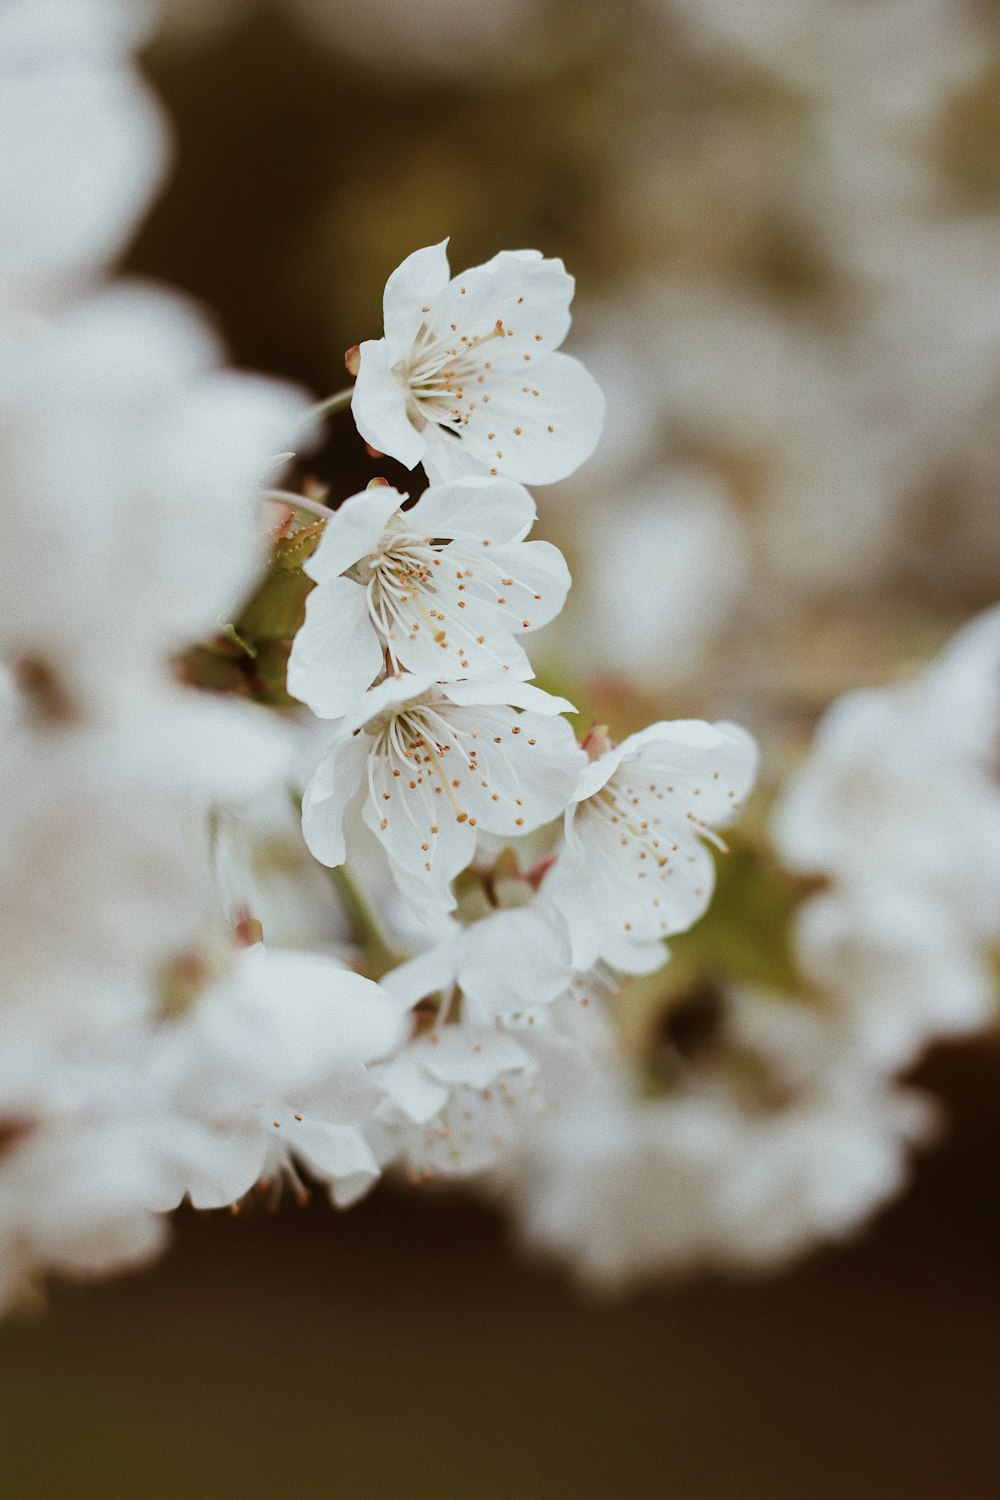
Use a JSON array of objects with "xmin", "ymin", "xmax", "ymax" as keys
[
  {"xmin": 351, "ymin": 240, "xmax": 605, "ymax": 486},
  {"xmin": 287, "ymin": 476, "xmax": 570, "ymax": 720},
  {"xmin": 301, "ymin": 674, "xmax": 585, "ymax": 909},
  {"xmin": 547, "ymin": 721, "xmax": 758, "ymax": 971}
]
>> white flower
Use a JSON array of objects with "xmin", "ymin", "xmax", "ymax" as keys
[
  {"xmin": 547, "ymin": 720, "xmax": 758, "ymax": 970},
  {"xmin": 287, "ymin": 475, "xmax": 570, "ymax": 720},
  {"xmin": 794, "ymin": 887, "xmax": 997, "ymax": 1070},
  {"xmin": 372, "ymin": 1019, "xmax": 597, "ymax": 1181},
  {"xmin": 0, "ymin": 283, "xmax": 309, "ymax": 700},
  {"xmin": 0, "ymin": 0, "xmax": 169, "ymax": 308},
  {"xmin": 351, "ymin": 240, "xmax": 605, "ymax": 486},
  {"xmin": 511, "ymin": 1080, "xmax": 735, "ymax": 1290},
  {"xmin": 0, "ymin": 1026, "xmax": 175, "ymax": 1317},
  {"xmin": 381, "ymin": 898, "xmax": 574, "ymax": 1027},
  {"xmin": 301, "ymin": 675, "xmax": 585, "ymax": 910},
  {"xmin": 512, "ymin": 989, "xmax": 935, "ymax": 1291},
  {"xmin": 158, "ymin": 945, "xmax": 409, "ymax": 1210},
  {"xmin": 773, "ymin": 608, "xmax": 1000, "ymax": 941}
]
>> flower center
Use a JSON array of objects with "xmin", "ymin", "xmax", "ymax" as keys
[
  {"xmin": 588, "ymin": 780, "xmax": 671, "ymax": 868},
  {"xmin": 398, "ymin": 318, "xmax": 508, "ymax": 432},
  {"xmin": 352, "ymin": 521, "xmax": 447, "ymax": 669}
]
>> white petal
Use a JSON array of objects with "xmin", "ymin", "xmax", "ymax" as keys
[
  {"xmin": 287, "ymin": 575, "xmax": 384, "ymax": 720},
  {"xmin": 420, "ymin": 1027, "xmax": 535, "ymax": 1089},
  {"xmin": 380, "ymin": 540, "xmax": 536, "ymax": 686},
  {"xmin": 381, "ymin": 940, "xmax": 461, "ymax": 1006},
  {"xmin": 455, "ymin": 351, "xmax": 605, "ymax": 484},
  {"xmin": 455, "ymin": 906, "xmax": 572, "ymax": 1024},
  {"xmin": 300, "ymin": 731, "xmax": 369, "ymax": 868},
  {"xmin": 623, "ymin": 720, "xmax": 759, "ymax": 826},
  {"xmin": 185, "ymin": 1126, "xmax": 267, "ymax": 1210},
  {"xmin": 443, "ymin": 676, "xmax": 576, "ymax": 715},
  {"xmin": 352, "ymin": 338, "xmax": 426, "ymax": 469},
  {"xmin": 344, "ymin": 673, "xmax": 436, "ymax": 734},
  {"xmin": 558, "ymin": 798, "xmax": 719, "ymax": 960},
  {"xmin": 444, "ymin": 703, "xmax": 584, "ymax": 836},
  {"xmin": 405, "ymin": 475, "xmax": 536, "ymax": 545},
  {"xmin": 362, "ymin": 738, "xmax": 476, "ymax": 895},
  {"xmin": 303, "ymin": 485, "xmax": 403, "ymax": 583},
  {"xmin": 0, "ymin": 66, "xmax": 169, "ymax": 304},
  {"xmin": 423, "ymin": 250, "xmax": 575, "ymax": 372},
  {"xmin": 374, "ymin": 1051, "xmax": 450, "ymax": 1124},
  {"xmin": 286, "ymin": 1119, "xmax": 380, "ymax": 1188},
  {"xmin": 470, "ymin": 537, "xmax": 571, "ymax": 634},
  {"xmin": 381, "ymin": 239, "xmax": 452, "ymax": 361}
]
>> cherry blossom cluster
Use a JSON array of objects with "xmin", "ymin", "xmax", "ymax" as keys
[
  {"xmin": 11, "ymin": 0, "xmax": 999, "ymax": 1315},
  {"xmin": 0, "ymin": 1, "xmax": 760, "ymax": 1314},
  {"xmin": 282, "ymin": 239, "xmax": 758, "ymax": 1185}
]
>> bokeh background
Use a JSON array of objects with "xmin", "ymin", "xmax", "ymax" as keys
[{"xmin": 4, "ymin": 2, "xmax": 1000, "ymax": 1494}]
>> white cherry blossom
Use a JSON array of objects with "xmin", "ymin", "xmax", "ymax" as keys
[
  {"xmin": 287, "ymin": 475, "xmax": 569, "ymax": 720},
  {"xmin": 0, "ymin": 0, "xmax": 169, "ymax": 308},
  {"xmin": 0, "ymin": 283, "xmax": 309, "ymax": 702},
  {"xmin": 301, "ymin": 674, "xmax": 586, "ymax": 909},
  {"xmin": 351, "ymin": 240, "xmax": 605, "ymax": 486},
  {"xmin": 547, "ymin": 721, "xmax": 758, "ymax": 970},
  {"xmin": 512, "ymin": 988, "xmax": 935, "ymax": 1291},
  {"xmin": 381, "ymin": 897, "xmax": 574, "ymax": 1027},
  {"xmin": 773, "ymin": 608, "xmax": 1000, "ymax": 941},
  {"xmin": 794, "ymin": 886, "xmax": 997, "ymax": 1071},
  {"xmin": 372, "ymin": 1020, "xmax": 598, "ymax": 1182},
  {"xmin": 156, "ymin": 945, "xmax": 409, "ymax": 1211}
]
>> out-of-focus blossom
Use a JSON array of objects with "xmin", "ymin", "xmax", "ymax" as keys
[
  {"xmin": 287, "ymin": 476, "xmax": 569, "ymax": 720},
  {"xmin": 154, "ymin": 944, "xmax": 408, "ymax": 1210},
  {"xmin": 0, "ymin": 283, "xmax": 309, "ymax": 706},
  {"xmin": 513, "ymin": 989, "xmax": 935, "ymax": 1291},
  {"xmin": 0, "ymin": 0, "xmax": 169, "ymax": 307},
  {"xmin": 795, "ymin": 889, "xmax": 997, "ymax": 1070},
  {"xmin": 352, "ymin": 241, "xmax": 604, "ymax": 486},
  {"xmin": 568, "ymin": 467, "xmax": 749, "ymax": 685},
  {"xmin": 287, "ymin": 0, "xmax": 588, "ymax": 81},
  {"xmin": 663, "ymin": 0, "xmax": 988, "ymax": 136},
  {"xmin": 773, "ymin": 608, "xmax": 1000, "ymax": 935},
  {"xmin": 774, "ymin": 608, "xmax": 1000, "ymax": 1073}
]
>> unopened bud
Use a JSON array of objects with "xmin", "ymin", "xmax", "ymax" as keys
[
  {"xmin": 233, "ymin": 909, "xmax": 264, "ymax": 948},
  {"xmin": 526, "ymin": 852, "xmax": 558, "ymax": 890},
  {"xmin": 366, "ymin": 476, "xmax": 391, "ymax": 489},
  {"xmin": 364, "ymin": 441, "xmax": 385, "ymax": 460},
  {"xmin": 580, "ymin": 724, "xmax": 614, "ymax": 761},
  {"xmin": 344, "ymin": 344, "xmax": 361, "ymax": 377}
]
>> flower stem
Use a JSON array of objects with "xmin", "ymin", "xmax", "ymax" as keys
[
  {"xmin": 262, "ymin": 488, "xmax": 332, "ymax": 521},
  {"xmin": 300, "ymin": 387, "xmax": 355, "ymax": 428},
  {"xmin": 330, "ymin": 865, "xmax": 401, "ymax": 982}
]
